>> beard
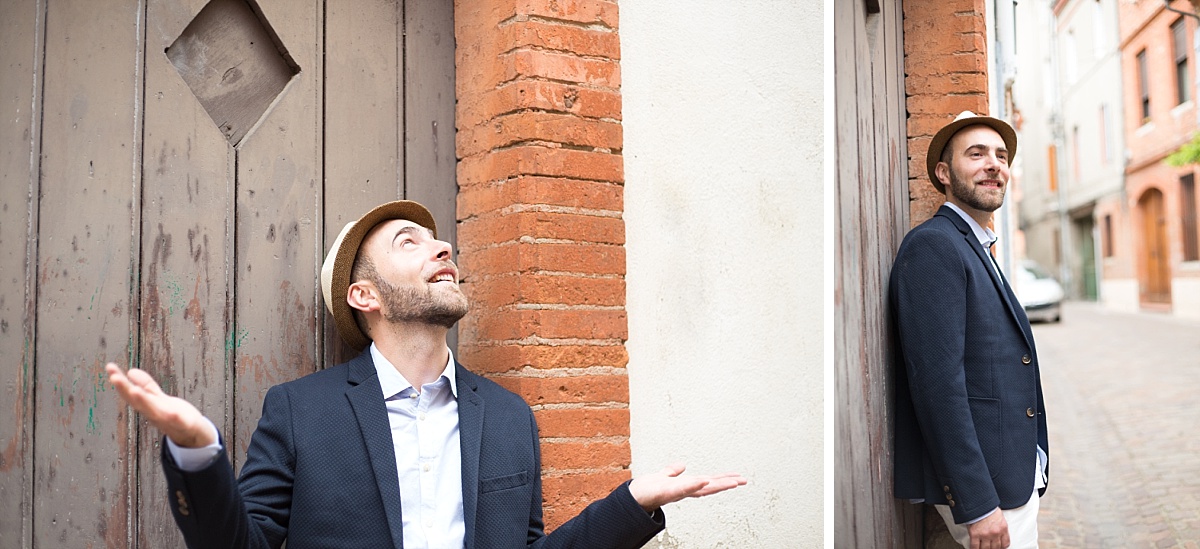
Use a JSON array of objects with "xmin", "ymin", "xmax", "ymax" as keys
[
  {"xmin": 947, "ymin": 165, "xmax": 1006, "ymax": 212},
  {"xmin": 376, "ymin": 276, "xmax": 469, "ymax": 329}
]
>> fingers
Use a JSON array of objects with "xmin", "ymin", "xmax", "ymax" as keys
[{"xmin": 658, "ymin": 462, "xmax": 687, "ymax": 477}]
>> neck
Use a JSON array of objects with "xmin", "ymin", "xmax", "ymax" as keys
[
  {"xmin": 370, "ymin": 321, "xmax": 451, "ymax": 389},
  {"xmin": 946, "ymin": 196, "xmax": 994, "ymax": 229}
]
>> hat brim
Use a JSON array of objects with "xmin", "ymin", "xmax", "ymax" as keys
[
  {"xmin": 925, "ymin": 116, "xmax": 1017, "ymax": 194},
  {"xmin": 321, "ymin": 200, "xmax": 437, "ymax": 351}
]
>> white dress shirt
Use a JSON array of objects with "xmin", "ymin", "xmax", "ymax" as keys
[{"xmin": 168, "ymin": 344, "xmax": 465, "ymax": 549}]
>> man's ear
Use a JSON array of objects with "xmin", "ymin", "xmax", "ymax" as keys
[
  {"xmin": 347, "ymin": 280, "xmax": 381, "ymax": 314},
  {"xmin": 935, "ymin": 161, "xmax": 952, "ymax": 189}
]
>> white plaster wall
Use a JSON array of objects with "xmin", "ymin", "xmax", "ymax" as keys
[
  {"xmin": 1172, "ymin": 276, "xmax": 1200, "ymax": 320},
  {"xmin": 1101, "ymin": 279, "xmax": 1140, "ymax": 313},
  {"xmin": 621, "ymin": 1, "xmax": 823, "ymax": 546}
]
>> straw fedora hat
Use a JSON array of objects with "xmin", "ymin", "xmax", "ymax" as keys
[
  {"xmin": 925, "ymin": 110, "xmax": 1017, "ymax": 194},
  {"xmin": 320, "ymin": 200, "xmax": 438, "ymax": 351}
]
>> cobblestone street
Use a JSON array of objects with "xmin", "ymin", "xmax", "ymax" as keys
[{"xmin": 1036, "ymin": 302, "xmax": 1200, "ymax": 548}]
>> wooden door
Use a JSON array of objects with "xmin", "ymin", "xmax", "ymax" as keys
[
  {"xmin": 0, "ymin": 0, "xmax": 455, "ymax": 546},
  {"xmin": 1138, "ymin": 188, "xmax": 1171, "ymax": 304}
]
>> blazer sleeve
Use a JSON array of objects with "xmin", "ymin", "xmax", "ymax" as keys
[
  {"xmin": 892, "ymin": 228, "xmax": 1001, "ymax": 523},
  {"xmin": 161, "ymin": 384, "xmax": 296, "ymax": 549},
  {"xmin": 525, "ymin": 413, "xmax": 665, "ymax": 549}
]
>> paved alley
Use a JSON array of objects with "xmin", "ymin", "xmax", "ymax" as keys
[{"xmin": 1035, "ymin": 302, "xmax": 1200, "ymax": 548}]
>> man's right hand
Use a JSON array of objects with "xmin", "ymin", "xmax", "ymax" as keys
[
  {"xmin": 106, "ymin": 363, "xmax": 216, "ymax": 448},
  {"xmin": 966, "ymin": 507, "xmax": 1009, "ymax": 549}
]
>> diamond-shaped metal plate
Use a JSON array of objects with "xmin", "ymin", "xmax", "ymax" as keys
[{"xmin": 167, "ymin": 0, "xmax": 299, "ymax": 146}]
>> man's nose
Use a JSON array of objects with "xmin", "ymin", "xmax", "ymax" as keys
[{"xmin": 432, "ymin": 238, "xmax": 452, "ymax": 260}]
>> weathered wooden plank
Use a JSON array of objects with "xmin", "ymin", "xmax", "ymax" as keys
[
  {"xmin": 835, "ymin": 0, "xmax": 920, "ymax": 546},
  {"xmin": 231, "ymin": 0, "xmax": 321, "ymax": 469},
  {"xmin": 322, "ymin": 0, "xmax": 404, "ymax": 366},
  {"xmin": 0, "ymin": 0, "xmax": 43, "ymax": 545},
  {"xmin": 33, "ymin": 0, "xmax": 142, "ymax": 546},
  {"xmin": 136, "ymin": 1, "xmax": 237, "ymax": 546},
  {"xmin": 404, "ymin": 0, "xmax": 458, "ymax": 349}
]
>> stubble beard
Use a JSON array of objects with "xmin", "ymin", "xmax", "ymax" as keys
[
  {"xmin": 376, "ymin": 277, "xmax": 469, "ymax": 329},
  {"xmin": 948, "ymin": 166, "xmax": 1006, "ymax": 213}
]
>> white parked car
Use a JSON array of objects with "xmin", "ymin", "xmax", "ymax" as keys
[{"xmin": 1013, "ymin": 260, "xmax": 1064, "ymax": 323}]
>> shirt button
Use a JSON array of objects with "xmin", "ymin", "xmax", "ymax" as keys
[
  {"xmin": 1026, "ymin": 408, "xmax": 1035, "ymax": 417},
  {"xmin": 422, "ymin": 463, "xmax": 431, "ymax": 472},
  {"xmin": 425, "ymin": 520, "xmax": 433, "ymax": 528},
  {"xmin": 418, "ymin": 413, "xmax": 426, "ymax": 421},
  {"xmin": 1022, "ymin": 354, "xmax": 1032, "ymax": 365},
  {"xmin": 409, "ymin": 393, "xmax": 418, "ymax": 399}
]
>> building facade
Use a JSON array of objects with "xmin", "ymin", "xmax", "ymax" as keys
[{"xmin": 1109, "ymin": 0, "xmax": 1200, "ymax": 317}]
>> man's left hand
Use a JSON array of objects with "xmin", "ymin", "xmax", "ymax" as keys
[{"xmin": 628, "ymin": 463, "xmax": 747, "ymax": 513}]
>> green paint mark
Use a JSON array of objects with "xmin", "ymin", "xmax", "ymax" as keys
[
  {"xmin": 87, "ymin": 407, "xmax": 97, "ymax": 434},
  {"xmin": 226, "ymin": 327, "xmax": 250, "ymax": 351},
  {"xmin": 166, "ymin": 275, "xmax": 186, "ymax": 315}
]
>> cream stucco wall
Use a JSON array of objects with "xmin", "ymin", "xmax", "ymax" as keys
[{"xmin": 621, "ymin": 1, "xmax": 824, "ymax": 545}]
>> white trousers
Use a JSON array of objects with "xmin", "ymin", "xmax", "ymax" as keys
[{"xmin": 935, "ymin": 488, "xmax": 1040, "ymax": 549}]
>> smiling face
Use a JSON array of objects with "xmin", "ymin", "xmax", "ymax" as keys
[
  {"xmin": 936, "ymin": 124, "xmax": 1011, "ymax": 217},
  {"xmin": 350, "ymin": 218, "xmax": 468, "ymax": 331}
]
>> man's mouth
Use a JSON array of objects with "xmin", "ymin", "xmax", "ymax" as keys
[
  {"xmin": 428, "ymin": 268, "xmax": 457, "ymax": 284},
  {"xmin": 978, "ymin": 179, "xmax": 1003, "ymax": 189}
]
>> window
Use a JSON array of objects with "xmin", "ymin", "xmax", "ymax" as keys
[
  {"xmin": 1071, "ymin": 126, "xmax": 1081, "ymax": 183},
  {"xmin": 1093, "ymin": 0, "xmax": 1106, "ymax": 56},
  {"xmin": 1103, "ymin": 214, "xmax": 1114, "ymax": 257},
  {"xmin": 1173, "ymin": 18, "xmax": 1191, "ymax": 105},
  {"xmin": 1048, "ymin": 145, "xmax": 1059, "ymax": 192},
  {"xmin": 1065, "ymin": 30, "xmax": 1079, "ymax": 85},
  {"xmin": 1099, "ymin": 104, "xmax": 1111, "ymax": 165},
  {"xmin": 1183, "ymin": 174, "xmax": 1199, "ymax": 261},
  {"xmin": 1137, "ymin": 49, "xmax": 1150, "ymax": 121}
]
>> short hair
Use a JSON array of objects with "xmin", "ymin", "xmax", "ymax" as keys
[{"xmin": 349, "ymin": 252, "xmax": 379, "ymax": 337}]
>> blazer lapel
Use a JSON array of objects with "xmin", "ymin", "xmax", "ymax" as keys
[
  {"xmin": 940, "ymin": 207, "xmax": 1034, "ymax": 350},
  {"xmin": 455, "ymin": 364, "xmax": 484, "ymax": 549},
  {"xmin": 345, "ymin": 351, "xmax": 406, "ymax": 549}
]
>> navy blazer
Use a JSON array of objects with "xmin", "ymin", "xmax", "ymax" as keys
[
  {"xmin": 162, "ymin": 350, "xmax": 664, "ymax": 548},
  {"xmin": 890, "ymin": 206, "xmax": 1049, "ymax": 524}
]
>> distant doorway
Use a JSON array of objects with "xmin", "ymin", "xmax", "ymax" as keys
[{"xmin": 1137, "ymin": 188, "xmax": 1171, "ymax": 305}]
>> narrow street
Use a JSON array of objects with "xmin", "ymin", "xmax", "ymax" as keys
[{"xmin": 1036, "ymin": 302, "xmax": 1200, "ymax": 548}]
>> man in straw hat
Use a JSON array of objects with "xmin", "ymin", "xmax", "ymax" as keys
[
  {"xmin": 890, "ymin": 112, "xmax": 1048, "ymax": 549},
  {"xmin": 106, "ymin": 200, "xmax": 745, "ymax": 548}
]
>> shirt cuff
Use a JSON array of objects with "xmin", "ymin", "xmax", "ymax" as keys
[
  {"xmin": 165, "ymin": 417, "xmax": 222, "ymax": 472},
  {"xmin": 965, "ymin": 507, "xmax": 998, "ymax": 525}
]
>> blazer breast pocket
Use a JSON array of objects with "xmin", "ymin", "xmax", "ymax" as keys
[{"xmin": 479, "ymin": 470, "xmax": 530, "ymax": 494}]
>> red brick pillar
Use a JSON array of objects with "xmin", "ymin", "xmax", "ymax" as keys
[
  {"xmin": 904, "ymin": 0, "xmax": 991, "ymax": 226},
  {"xmin": 453, "ymin": 0, "xmax": 630, "ymax": 528}
]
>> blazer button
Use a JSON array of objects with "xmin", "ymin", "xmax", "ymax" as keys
[
  {"xmin": 944, "ymin": 485, "xmax": 951, "ymax": 493},
  {"xmin": 1026, "ymin": 408, "xmax": 1035, "ymax": 417},
  {"xmin": 1022, "ymin": 354, "xmax": 1031, "ymax": 365},
  {"xmin": 948, "ymin": 500, "xmax": 956, "ymax": 508}
]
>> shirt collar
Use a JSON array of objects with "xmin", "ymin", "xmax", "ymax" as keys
[
  {"xmin": 369, "ymin": 342, "xmax": 458, "ymax": 399},
  {"xmin": 943, "ymin": 202, "xmax": 997, "ymax": 248}
]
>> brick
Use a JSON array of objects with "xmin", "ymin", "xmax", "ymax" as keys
[
  {"xmin": 458, "ymin": 146, "xmax": 624, "ymax": 186},
  {"xmin": 904, "ymin": 52, "xmax": 987, "ymax": 78},
  {"xmin": 540, "ymin": 439, "xmax": 630, "ymax": 470},
  {"xmin": 506, "ymin": 49, "xmax": 621, "ymax": 88},
  {"xmin": 465, "ymin": 274, "xmax": 625, "ymax": 309},
  {"xmin": 534, "ymin": 407, "xmax": 629, "ymax": 438},
  {"xmin": 905, "ymin": 74, "xmax": 988, "ymax": 100},
  {"xmin": 458, "ymin": 210, "xmax": 625, "ymax": 247},
  {"xmin": 457, "ymin": 177, "xmax": 623, "ymax": 219},
  {"xmin": 906, "ymin": 93, "xmax": 986, "ymax": 117},
  {"xmin": 497, "ymin": 20, "xmax": 620, "ymax": 60},
  {"xmin": 457, "ymin": 111, "xmax": 623, "ymax": 157},
  {"xmin": 458, "ymin": 241, "xmax": 625, "ymax": 276},
  {"xmin": 458, "ymin": 343, "xmax": 628, "ymax": 373},
  {"xmin": 458, "ymin": 80, "xmax": 622, "ymax": 130},
  {"xmin": 516, "ymin": 0, "xmax": 619, "ymax": 29},
  {"xmin": 491, "ymin": 374, "xmax": 629, "ymax": 405},
  {"xmin": 467, "ymin": 308, "xmax": 627, "ymax": 341}
]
